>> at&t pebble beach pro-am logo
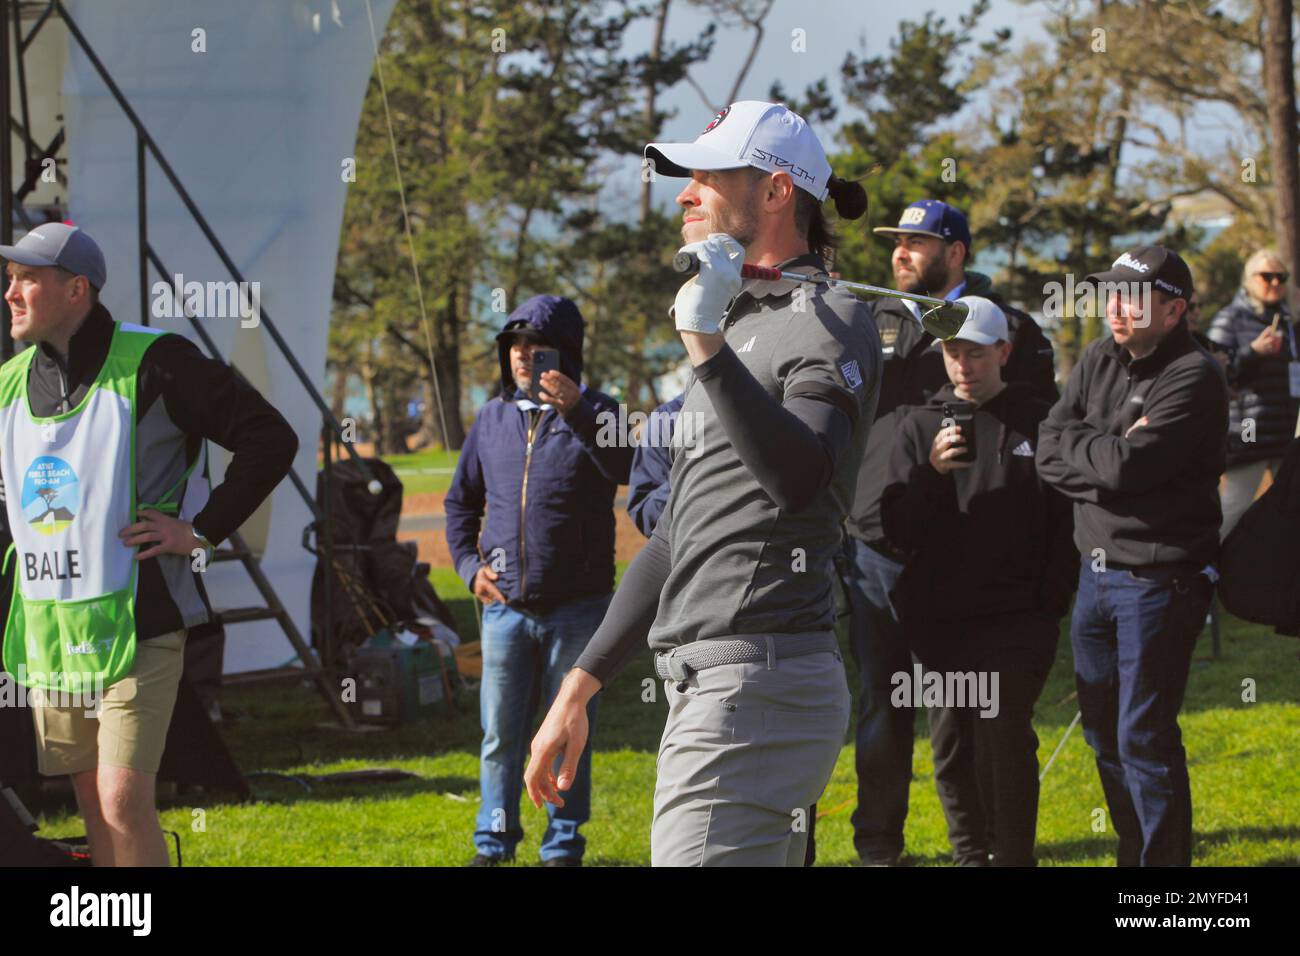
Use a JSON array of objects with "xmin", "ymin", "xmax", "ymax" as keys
[{"xmin": 22, "ymin": 456, "xmax": 79, "ymax": 536}]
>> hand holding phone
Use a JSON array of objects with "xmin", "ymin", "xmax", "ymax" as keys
[
  {"xmin": 941, "ymin": 401, "xmax": 977, "ymax": 464},
  {"xmin": 529, "ymin": 348, "xmax": 560, "ymax": 404}
]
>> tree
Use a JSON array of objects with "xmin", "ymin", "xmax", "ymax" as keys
[
  {"xmin": 1263, "ymin": 0, "xmax": 1300, "ymax": 317},
  {"xmin": 638, "ymin": 1, "xmax": 716, "ymax": 221},
  {"xmin": 970, "ymin": 22, "xmax": 1169, "ymax": 374},
  {"xmin": 1021, "ymin": 1, "xmax": 1293, "ymax": 316},
  {"xmin": 822, "ymin": 2, "xmax": 1007, "ymax": 288},
  {"xmin": 333, "ymin": 0, "xmax": 661, "ymax": 451}
]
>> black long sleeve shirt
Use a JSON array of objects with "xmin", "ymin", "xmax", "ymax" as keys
[{"xmin": 0, "ymin": 303, "xmax": 299, "ymax": 638}]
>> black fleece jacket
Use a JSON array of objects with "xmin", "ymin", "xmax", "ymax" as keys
[
  {"xmin": 1036, "ymin": 319, "xmax": 1228, "ymax": 569},
  {"xmin": 881, "ymin": 381, "xmax": 1077, "ymax": 625}
]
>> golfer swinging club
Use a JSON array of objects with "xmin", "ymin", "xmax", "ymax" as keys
[{"xmin": 525, "ymin": 101, "xmax": 880, "ymax": 865}]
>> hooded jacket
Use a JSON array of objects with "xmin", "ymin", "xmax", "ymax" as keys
[
  {"xmin": 847, "ymin": 274, "xmax": 1058, "ymax": 553},
  {"xmin": 880, "ymin": 381, "xmax": 1077, "ymax": 627},
  {"xmin": 444, "ymin": 296, "xmax": 632, "ymax": 608},
  {"xmin": 626, "ymin": 392, "xmax": 683, "ymax": 538},
  {"xmin": 1207, "ymin": 288, "xmax": 1298, "ymax": 464}
]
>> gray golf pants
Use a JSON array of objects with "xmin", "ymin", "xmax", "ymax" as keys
[{"xmin": 650, "ymin": 645, "xmax": 851, "ymax": 867}]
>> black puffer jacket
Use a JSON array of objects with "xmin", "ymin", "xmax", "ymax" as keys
[{"xmin": 1207, "ymin": 289, "xmax": 1299, "ymax": 465}]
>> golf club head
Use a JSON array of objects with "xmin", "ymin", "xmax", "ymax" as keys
[{"xmin": 920, "ymin": 300, "xmax": 970, "ymax": 340}]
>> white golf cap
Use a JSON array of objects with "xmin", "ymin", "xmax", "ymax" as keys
[
  {"xmin": 951, "ymin": 296, "xmax": 1009, "ymax": 344},
  {"xmin": 644, "ymin": 101, "xmax": 833, "ymax": 201}
]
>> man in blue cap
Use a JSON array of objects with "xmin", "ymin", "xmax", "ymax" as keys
[
  {"xmin": 0, "ymin": 222, "xmax": 296, "ymax": 866},
  {"xmin": 444, "ymin": 295, "xmax": 632, "ymax": 867},
  {"xmin": 842, "ymin": 199, "xmax": 1058, "ymax": 865}
]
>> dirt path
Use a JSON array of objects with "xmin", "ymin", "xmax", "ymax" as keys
[{"xmin": 401, "ymin": 505, "xmax": 647, "ymax": 570}]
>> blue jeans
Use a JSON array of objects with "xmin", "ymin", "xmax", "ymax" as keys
[
  {"xmin": 1071, "ymin": 558, "xmax": 1212, "ymax": 866},
  {"xmin": 475, "ymin": 591, "xmax": 610, "ymax": 862},
  {"xmin": 844, "ymin": 538, "xmax": 915, "ymax": 862}
]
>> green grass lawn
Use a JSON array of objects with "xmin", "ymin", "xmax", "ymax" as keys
[
  {"xmin": 381, "ymin": 448, "xmax": 460, "ymax": 495},
  {"xmin": 31, "ymin": 564, "xmax": 1300, "ymax": 866}
]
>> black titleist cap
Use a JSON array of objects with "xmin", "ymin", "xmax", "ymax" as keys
[{"xmin": 1085, "ymin": 245, "xmax": 1194, "ymax": 300}]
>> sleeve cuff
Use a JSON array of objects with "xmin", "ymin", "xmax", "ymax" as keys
[
  {"xmin": 563, "ymin": 395, "xmax": 599, "ymax": 443},
  {"xmin": 571, "ymin": 657, "xmax": 608, "ymax": 684},
  {"xmin": 190, "ymin": 514, "xmax": 223, "ymax": 548},
  {"xmin": 456, "ymin": 555, "xmax": 482, "ymax": 591},
  {"xmin": 692, "ymin": 343, "xmax": 737, "ymax": 383}
]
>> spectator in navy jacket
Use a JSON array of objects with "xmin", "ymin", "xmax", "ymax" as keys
[
  {"xmin": 1207, "ymin": 249, "xmax": 1300, "ymax": 538},
  {"xmin": 444, "ymin": 295, "xmax": 632, "ymax": 867},
  {"xmin": 627, "ymin": 392, "xmax": 684, "ymax": 538}
]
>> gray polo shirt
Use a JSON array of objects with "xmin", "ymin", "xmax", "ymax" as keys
[{"xmin": 647, "ymin": 253, "xmax": 880, "ymax": 649}]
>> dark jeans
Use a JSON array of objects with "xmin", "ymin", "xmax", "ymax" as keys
[
  {"xmin": 1071, "ymin": 558, "xmax": 1212, "ymax": 867},
  {"xmin": 919, "ymin": 613, "xmax": 1057, "ymax": 866},
  {"xmin": 845, "ymin": 538, "xmax": 916, "ymax": 862}
]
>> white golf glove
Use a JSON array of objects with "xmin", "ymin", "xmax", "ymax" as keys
[{"xmin": 671, "ymin": 233, "xmax": 745, "ymax": 335}]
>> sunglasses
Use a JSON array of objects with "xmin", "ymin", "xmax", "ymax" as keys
[{"xmin": 1255, "ymin": 271, "xmax": 1289, "ymax": 284}]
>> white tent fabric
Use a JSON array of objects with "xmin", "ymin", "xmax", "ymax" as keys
[{"xmin": 60, "ymin": 0, "xmax": 396, "ymax": 672}]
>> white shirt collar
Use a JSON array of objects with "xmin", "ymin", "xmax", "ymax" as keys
[{"xmin": 905, "ymin": 279, "xmax": 966, "ymax": 323}]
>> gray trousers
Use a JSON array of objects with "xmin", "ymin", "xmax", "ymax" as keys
[{"xmin": 650, "ymin": 645, "xmax": 851, "ymax": 867}]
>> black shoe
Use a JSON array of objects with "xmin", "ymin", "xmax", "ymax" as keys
[
  {"xmin": 468, "ymin": 853, "xmax": 512, "ymax": 867},
  {"xmin": 542, "ymin": 857, "xmax": 582, "ymax": 867}
]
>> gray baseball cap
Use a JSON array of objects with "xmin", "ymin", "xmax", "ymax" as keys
[
  {"xmin": 0, "ymin": 222, "xmax": 106, "ymax": 290},
  {"xmin": 951, "ymin": 296, "xmax": 1009, "ymax": 344}
]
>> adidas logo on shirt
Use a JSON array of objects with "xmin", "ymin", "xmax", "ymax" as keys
[
  {"xmin": 1011, "ymin": 440, "xmax": 1035, "ymax": 457},
  {"xmin": 737, "ymin": 335, "xmax": 757, "ymax": 353}
]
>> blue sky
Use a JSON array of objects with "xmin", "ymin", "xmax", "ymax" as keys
[{"xmin": 606, "ymin": 0, "xmax": 1057, "ymax": 217}]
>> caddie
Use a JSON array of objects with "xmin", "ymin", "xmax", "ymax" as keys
[
  {"xmin": 0, "ymin": 223, "xmax": 297, "ymax": 866},
  {"xmin": 525, "ymin": 101, "xmax": 881, "ymax": 866}
]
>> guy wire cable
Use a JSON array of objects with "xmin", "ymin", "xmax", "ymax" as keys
[
  {"xmin": 362, "ymin": 0, "xmax": 452, "ymax": 459},
  {"xmin": 364, "ymin": 0, "xmax": 481, "ymax": 640}
]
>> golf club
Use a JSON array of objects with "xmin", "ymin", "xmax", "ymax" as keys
[{"xmin": 672, "ymin": 252, "xmax": 970, "ymax": 340}]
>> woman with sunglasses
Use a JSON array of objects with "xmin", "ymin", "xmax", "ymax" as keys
[{"xmin": 1207, "ymin": 248, "xmax": 1300, "ymax": 538}]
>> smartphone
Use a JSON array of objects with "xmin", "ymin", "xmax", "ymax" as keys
[
  {"xmin": 941, "ymin": 401, "xmax": 977, "ymax": 463},
  {"xmin": 529, "ymin": 348, "xmax": 560, "ymax": 404}
]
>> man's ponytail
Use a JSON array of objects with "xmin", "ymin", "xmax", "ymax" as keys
[
  {"xmin": 799, "ymin": 171, "xmax": 868, "ymax": 260},
  {"xmin": 827, "ymin": 174, "xmax": 868, "ymax": 221}
]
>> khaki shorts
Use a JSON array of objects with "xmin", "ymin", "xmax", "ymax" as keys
[{"xmin": 32, "ymin": 629, "xmax": 187, "ymax": 776}]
